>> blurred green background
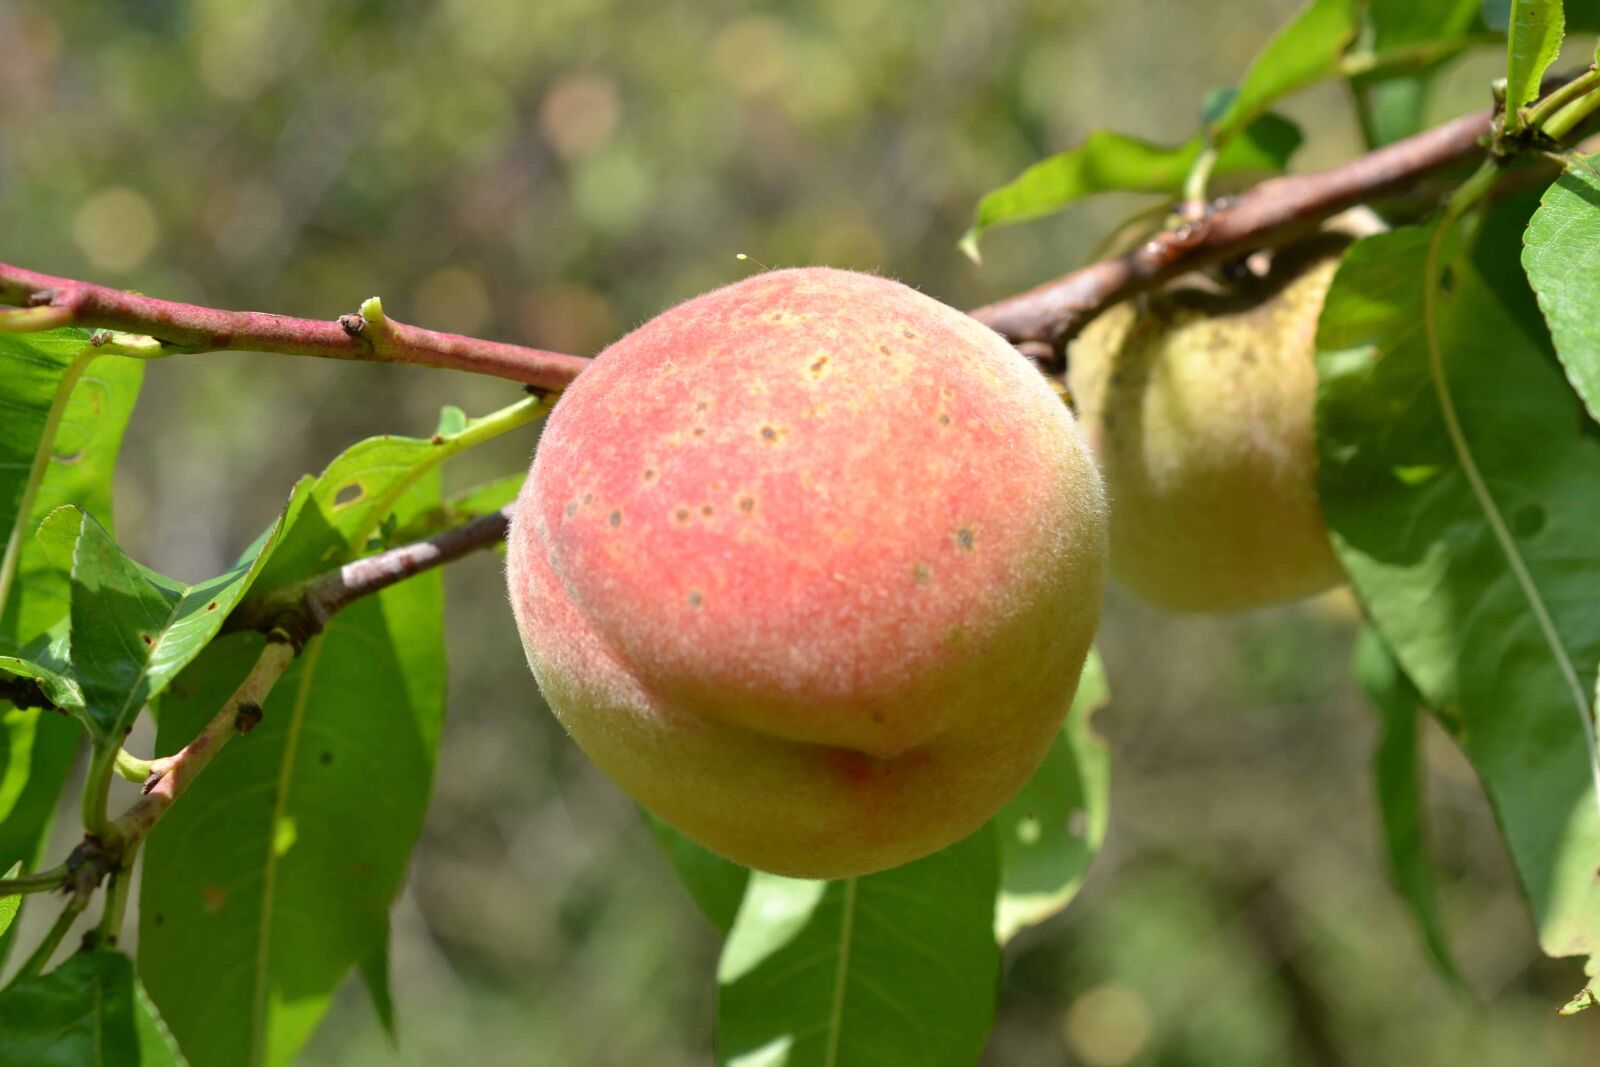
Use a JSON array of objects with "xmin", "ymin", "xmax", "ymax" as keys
[{"xmin": 3, "ymin": 0, "xmax": 1598, "ymax": 1063}]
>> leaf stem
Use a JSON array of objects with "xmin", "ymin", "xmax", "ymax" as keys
[
  {"xmin": 6, "ymin": 887, "xmax": 90, "ymax": 984},
  {"xmin": 95, "ymin": 843, "xmax": 137, "ymax": 948},
  {"xmin": 106, "ymin": 635, "xmax": 296, "ymax": 848},
  {"xmin": 1519, "ymin": 65, "xmax": 1600, "ymax": 136},
  {"xmin": 0, "ymin": 865, "xmax": 70, "ymax": 896},
  {"xmin": 81, "ymin": 740, "xmax": 119, "ymax": 841}
]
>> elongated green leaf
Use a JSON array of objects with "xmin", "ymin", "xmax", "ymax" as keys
[
  {"xmin": 0, "ymin": 653, "xmax": 83, "ymax": 717},
  {"xmin": 1506, "ymin": 0, "xmax": 1565, "ymax": 115},
  {"xmin": 1353, "ymin": 627, "xmax": 1463, "ymax": 987},
  {"xmin": 962, "ymin": 116, "xmax": 1301, "ymax": 257},
  {"xmin": 717, "ymin": 827, "xmax": 999, "ymax": 1067},
  {"xmin": 993, "ymin": 648, "xmax": 1110, "ymax": 943},
  {"xmin": 1523, "ymin": 155, "xmax": 1600, "ymax": 424},
  {"xmin": 32, "ymin": 505, "xmax": 296, "ymax": 742},
  {"xmin": 645, "ymin": 812, "xmax": 751, "ymax": 935},
  {"xmin": 0, "ymin": 948, "xmax": 186, "ymax": 1066},
  {"xmin": 1355, "ymin": 0, "xmax": 1485, "ymax": 146},
  {"xmin": 140, "ymin": 474, "xmax": 445, "ymax": 1067},
  {"xmin": 1209, "ymin": 0, "xmax": 1360, "ymax": 143},
  {"xmin": 0, "ymin": 333, "xmax": 141, "ymax": 946},
  {"xmin": 1316, "ymin": 198, "xmax": 1600, "ymax": 994}
]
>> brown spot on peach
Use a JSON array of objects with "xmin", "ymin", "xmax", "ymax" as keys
[
  {"xmin": 956, "ymin": 527, "xmax": 975, "ymax": 552},
  {"xmin": 912, "ymin": 563, "xmax": 931, "ymax": 585},
  {"xmin": 609, "ymin": 510, "xmax": 622, "ymax": 527},
  {"xmin": 565, "ymin": 501, "xmax": 579, "ymax": 518},
  {"xmin": 674, "ymin": 507, "xmax": 690, "ymax": 523},
  {"xmin": 739, "ymin": 496, "xmax": 756, "ymax": 513},
  {"xmin": 938, "ymin": 413, "xmax": 951, "ymax": 426},
  {"xmin": 687, "ymin": 590, "xmax": 703, "ymax": 608},
  {"xmin": 643, "ymin": 468, "xmax": 657, "ymax": 482}
]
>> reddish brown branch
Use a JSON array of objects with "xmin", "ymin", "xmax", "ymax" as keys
[
  {"xmin": 966, "ymin": 107, "xmax": 1495, "ymax": 346},
  {"xmin": 0, "ymin": 263, "xmax": 591, "ymax": 390}
]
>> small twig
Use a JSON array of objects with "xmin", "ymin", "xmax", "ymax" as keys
[
  {"xmin": 0, "ymin": 263, "xmax": 591, "ymax": 390},
  {"xmin": 107, "ymin": 635, "xmax": 296, "ymax": 847}
]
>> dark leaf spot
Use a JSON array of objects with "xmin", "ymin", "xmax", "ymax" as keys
[{"xmin": 320, "ymin": 751, "xmax": 333, "ymax": 766}]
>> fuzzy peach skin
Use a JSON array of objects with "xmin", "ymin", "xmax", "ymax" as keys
[
  {"xmin": 1068, "ymin": 242, "xmax": 1347, "ymax": 614},
  {"xmin": 507, "ymin": 267, "xmax": 1107, "ymax": 878}
]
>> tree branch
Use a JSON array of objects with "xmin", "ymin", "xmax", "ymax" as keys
[
  {"xmin": 966, "ymin": 107, "xmax": 1495, "ymax": 346},
  {"xmin": 0, "ymin": 264, "xmax": 591, "ymax": 390}
]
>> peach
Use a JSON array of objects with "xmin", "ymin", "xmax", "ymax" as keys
[
  {"xmin": 1068, "ymin": 238, "xmax": 1348, "ymax": 613},
  {"xmin": 507, "ymin": 268, "xmax": 1107, "ymax": 878}
]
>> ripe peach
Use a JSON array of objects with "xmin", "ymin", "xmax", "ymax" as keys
[
  {"xmin": 507, "ymin": 267, "xmax": 1107, "ymax": 878},
  {"xmin": 1068, "ymin": 238, "xmax": 1348, "ymax": 613}
]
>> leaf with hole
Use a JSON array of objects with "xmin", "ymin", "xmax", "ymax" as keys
[
  {"xmin": 1316, "ymin": 196, "xmax": 1600, "ymax": 993},
  {"xmin": 139, "ymin": 470, "xmax": 445, "ymax": 1067}
]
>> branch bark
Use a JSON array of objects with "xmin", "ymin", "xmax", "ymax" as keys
[
  {"xmin": 0, "ymin": 263, "xmax": 591, "ymax": 390},
  {"xmin": 965, "ymin": 107, "xmax": 1495, "ymax": 346},
  {"xmin": 0, "ymin": 101, "xmax": 1508, "ymax": 382}
]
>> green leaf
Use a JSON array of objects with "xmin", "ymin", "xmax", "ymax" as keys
[
  {"xmin": 716, "ymin": 827, "xmax": 999, "ymax": 1067},
  {"xmin": 961, "ymin": 115, "xmax": 1302, "ymax": 257},
  {"xmin": 1523, "ymin": 155, "xmax": 1600, "ymax": 424},
  {"xmin": 139, "ymin": 474, "xmax": 445, "ymax": 1067},
  {"xmin": 248, "ymin": 398, "xmax": 538, "ymax": 593},
  {"xmin": 1487, "ymin": 0, "xmax": 1600, "ymax": 30},
  {"xmin": 0, "ymin": 332, "xmax": 141, "ymax": 925},
  {"xmin": 0, "ymin": 862, "xmax": 20, "ymax": 940},
  {"xmin": 1355, "ymin": 0, "xmax": 1485, "ymax": 146},
  {"xmin": 0, "ymin": 948, "xmax": 187, "ymax": 1066},
  {"xmin": 644, "ymin": 811, "xmax": 751, "ymax": 935},
  {"xmin": 993, "ymin": 648, "xmax": 1110, "ymax": 943},
  {"xmin": 1209, "ymin": 0, "xmax": 1361, "ymax": 144},
  {"xmin": 1353, "ymin": 626, "xmax": 1464, "ymax": 987},
  {"xmin": 1506, "ymin": 0, "xmax": 1566, "ymax": 116},
  {"xmin": 1316, "ymin": 197, "xmax": 1600, "ymax": 992},
  {"xmin": 31, "ymin": 506, "xmax": 294, "ymax": 742}
]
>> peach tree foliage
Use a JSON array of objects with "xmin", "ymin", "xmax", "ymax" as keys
[{"xmin": 3, "ymin": 1, "xmax": 1600, "ymax": 1064}]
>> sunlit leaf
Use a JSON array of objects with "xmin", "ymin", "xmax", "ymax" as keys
[
  {"xmin": 0, "ymin": 948, "xmax": 187, "ymax": 1066},
  {"xmin": 961, "ymin": 116, "xmax": 1301, "ymax": 257},
  {"xmin": 1316, "ymin": 197, "xmax": 1600, "ymax": 996},
  {"xmin": 993, "ymin": 648, "xmax": 1109, "ymax": 943},
  {"xmin": 1505, "ymin": 0, "xmax": 1565, "ymax": 116},
  {"xmin": 0, "ymin": 332, "xmax": 141, "ymax": 936},
  {"xmin": 140, "ymin": 471, "xmax": 445, "ymax": 1067},
  {"xmin": 1523, "ymin": 153, "xmax": 1600, "ymax": 424},
  {"xmin": 31, "ymin": 504, "xmax": 299, "ymax": 742},
  {"xmin": 1208, "ymin": 0, "xmax": 1361, "ymax": 144},
  {"xmin": 717, "ymin": 827, "xmax": 999, "ymax": 1067}
]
